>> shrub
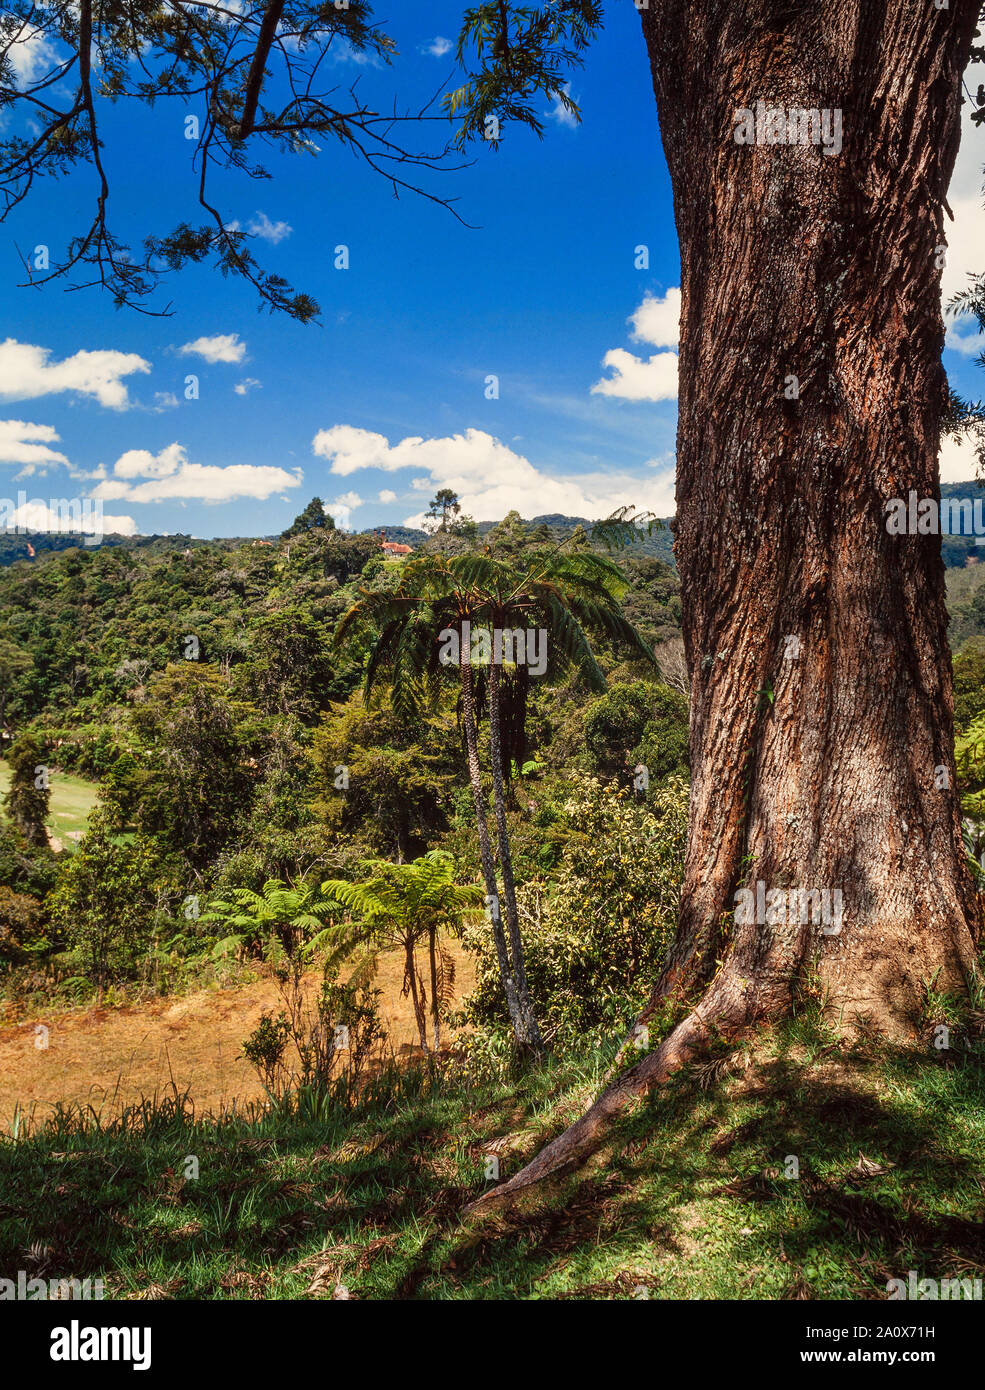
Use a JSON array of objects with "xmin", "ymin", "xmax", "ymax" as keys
[{"xmin": 461, "ymin": 773, "xmax": 689, "ymax": 1048}]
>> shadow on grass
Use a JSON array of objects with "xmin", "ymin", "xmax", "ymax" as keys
[{"xmin": 1, "ymin": 1039, "xmax": 984, "ymax": 1300}]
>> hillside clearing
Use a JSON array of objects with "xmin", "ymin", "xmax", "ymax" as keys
[{"xmin": 0, "ymin": 943, "xmax": 475, "ymax": 1130}]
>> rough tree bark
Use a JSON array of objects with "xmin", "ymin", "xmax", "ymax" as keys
[{"xmin": 470, "ymin": 0, "xmax": 981, "ymax": 1210}]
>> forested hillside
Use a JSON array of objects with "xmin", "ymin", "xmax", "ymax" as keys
[{"xmin": 0, "ymin": 505, "xmax": 686, "ymax": 1036}]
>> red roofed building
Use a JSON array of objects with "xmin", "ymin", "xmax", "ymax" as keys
[{"xmin": 373, "ymin": 529, "xmax": 413, "ymax": 557}]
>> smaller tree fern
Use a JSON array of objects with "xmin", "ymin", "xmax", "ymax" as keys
[
  {"xmin": 201, "ymin": 878, "xmax": 342, "ymax": 962},
  {"xmin": 322, "ymin": 851, "xmax": 483, "ymax": 1051}
]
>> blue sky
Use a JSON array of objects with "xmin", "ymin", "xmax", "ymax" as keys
[{"xmin": 1, "ymin": 1, "xmax": 983, "ymax": 539}]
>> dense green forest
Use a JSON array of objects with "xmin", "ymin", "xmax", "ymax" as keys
[
  {"xmin": 4, "ymin": 493, "xmax": 985, "ymax": 1060},
  {"xmin": 0, "ymin": 502, "xmax": 690, "ymax": 1051}
]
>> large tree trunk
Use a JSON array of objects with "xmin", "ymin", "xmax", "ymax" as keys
[
  {"xmin": 469, "ymin": 0, "xmax": 981, "ymax": 1211},
  {"xmin": 644, "ymin": 0, "xmax": 980, "ymax": 1039}
]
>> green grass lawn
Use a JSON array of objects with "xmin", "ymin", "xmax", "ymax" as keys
[
  {"xmin": 3, "ymin": 1011, "xmax": 984, "ymax": 1300},
  {"xmin": 0, "ymin": 764, "xmax": 99, "ymax": 842}
]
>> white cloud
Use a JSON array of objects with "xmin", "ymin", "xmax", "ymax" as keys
[
  {"xmin": 4, "ymin": 500, "xmax": 138, "ymax": 537},
  {"xmin": 234, "ymin": 378, "xmax": 262, "ymax": 396},
  {"xmin": 93, "ymin": 443, "xmax": 300, "ymax": 503},
  {"xmin": 546, "ymin": 84, "xmax": 578, "ymax": 130},
  {"xmin": 939, "ymin": 431, "xmax": 982, "ymax": 484},
  {"xmin": 178, "ymin": 333, "xmax": 247, "ymax": 365},
  {"xmin": 327, "ymin": 491, "xmax": 364, "ymax": 528},
  {"xmin": 591, "ymin": 289, "xmax": 681, "ymax": 401},
  {"xmin": 945, "ymin": 315, "xmax": 982, "ymax": 357},
  {"xmin": 0, "ymin": 419, "xmax": 68, "ymax": 468},
  {"xmin": 312, "ymin": 424, "xmax": 676, "ymax": 525},
  {"xmin": 426, "ymin": 36, "xmax": 452, "ymax": 57},
  {"xmin": 0, "ymin": 340, "xmax": 150, "ymax": 409},
  {"xmin": 70, "ymin": 463, "xmax": 108, "ymax": 482},
  {"xmin": 591, "ymin": 348, "xmax": 679, "ymax": 402},
  {"xmin": 332, "ymin": 39, "xmax": 382, "ymax": 66},
  {"xmin": 378, "ymin": 488, "xmax": 397, "ymax": 503},
  {"xmin": 942, "ymin": 101, "xmax": 985, "ymax": 311},
  {"xmin": 630, "ymin": 288, "xmax": 682, "ymax": 348},
  {"xmin": 6, "ymin": 25, "xmax": 60, "ymax": 86},
  {"xmin": 247, "ymin": 212, "xmax": 292, "ymax": 245}
]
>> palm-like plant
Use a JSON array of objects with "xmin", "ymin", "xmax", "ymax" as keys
[
  {"xmin": 201, "ymin": 878, "xmax": 341, "ymax": 960},
  {"xmin": 335, "ymin": 516, "xmax": 658, "ymax": 1054},
  {"xmin": 322, "ymin": 851, "xmax": 483, "ymax": 1050}
]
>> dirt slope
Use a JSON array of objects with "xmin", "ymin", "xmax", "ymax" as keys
[{"xmin": 0, "ymin": 945, "xmax": 475, "ymax": 1128}]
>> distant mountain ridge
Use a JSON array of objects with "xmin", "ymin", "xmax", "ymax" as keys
[
  {"xmin": 358, "ymin": 514, "xmax": 678, "ymax": 565},
  {"xmin": 9, "ymin": 483, "xmax": 983, "ymax": 570}
]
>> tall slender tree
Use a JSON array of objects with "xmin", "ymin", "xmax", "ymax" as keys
[{"xmin": 335, "ymin": 533, "xmax": 656, "ymax": 1053}]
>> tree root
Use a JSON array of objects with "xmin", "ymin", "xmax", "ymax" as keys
[{"xmin": 464, "ymin": 997, "xmax": 725, "ymax": 1216}]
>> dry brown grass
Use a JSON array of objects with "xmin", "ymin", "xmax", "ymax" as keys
[{"xmin": 0, "ymin": 942, "xmax": 475, "ymax": 1126}]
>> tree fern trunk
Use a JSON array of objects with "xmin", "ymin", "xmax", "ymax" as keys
[
  {"xmin": 404, "ymin": 935, "xmax": 428, "ymax": 1051},
  {"xmin": 487, "ymin": 660, "xmax": 543, "ymax": 1052},
  {"xmin": 428, "ymin": 922, "xmax": 442, "ymax": 1051},
  {"xmin": 460, "ymin": 661, "xmax": 529, "ymax": 1045}
]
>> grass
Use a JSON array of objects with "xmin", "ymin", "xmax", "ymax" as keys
[
  {"xmin": 2, "ymin": 1010, "xmax": 985, "ymax": 1300},
  {"xmin": 0, "ymin": 764, "xmax": 99, "ymax": 843}
]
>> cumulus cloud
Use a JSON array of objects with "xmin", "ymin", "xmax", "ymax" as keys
[
  {"xmin": 312, "ymin": 424, "xmax": 676, "ymax": 526},
  {"xmin": 5, "ymin": 25, "xmax": 60, "ymax": 86},
  {"xmin": 0, "ymin": 419, "xmax": 68, "ymax": 468},
  {"xmin": 942, "ymin": 117, "xmax": 985, "ymax": 308},
  {"xmin": 234, "ymin": 378, "xmax": 262, "ymax": 396},
  {"xmin": 92, "ymin": 442, "xmax": 300, "ymax": 503},
  {"xmin": 425, "ymin": 36, "xmax": 452, "ymax": 57},
  {"xmin": 378, "ymin": 488, "xmax": 397, "ymax": 503},
  {"xmin": 591, "ymin": 349, "xmax": 679, "ymax": 402},
  {"xmin": 326, "ymin": 491, "xmax": 364, "ymax": 528},
  {"xmin": 0, "ymin": 340, "xmax": 150, "ymax": 410},
  {"xmin": 178, "ymin": 334, "xmax": 247, "ymax": 365},
  {"xmin": 591, "ymin": 289, "xmax": 681, "ymax": 401},
  {"xmin": 246, "ymin": 212, "xmax": 292, "ymax": 245},
  {"xmin": 630, "ymin": 288, "xmax": 682, "ymax": 348},
  {"xmin": 3, "ymin": 500, "xmax": 138, "ymax": 537},
  {"xmin": 939, "ymin": 431, "xmax": 982, "ymax": 484},
  {"xmin": 945, "ymin": 316, "xmax": 983, "ymax": 358}
]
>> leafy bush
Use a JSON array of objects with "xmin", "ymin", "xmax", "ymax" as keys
[
  {"xmin": 460, "ymin": 773, "xmax": 689, "ymax": 1048},
  {"xmin": 583, "ymin": 680, "xmax": 688, "ymax": 786},
  {"xmin": 48, "ymin": 809, "xmax": 176, "ymax": 985},
  {"xmin": 0, "ymin": 887, "xmax": 46, "ymax": 969}
]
